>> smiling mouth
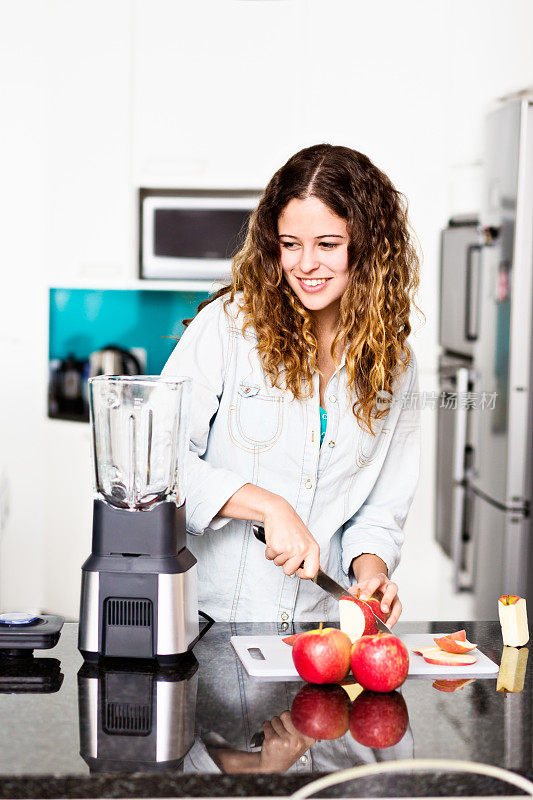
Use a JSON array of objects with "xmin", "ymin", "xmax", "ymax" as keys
[{"xmin": 297, "ymin": 277, "xmax": 331, "ymax": 287}]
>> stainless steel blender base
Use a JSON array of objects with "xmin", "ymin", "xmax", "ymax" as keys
[{"xmin": 79, "ymin": 566, "xmax": 199, "ymax": 661}]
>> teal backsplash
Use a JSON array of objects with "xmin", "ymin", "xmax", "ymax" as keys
[{"xmin": 49, "ymin": 288, "xmax": 211, "ymax": 373}]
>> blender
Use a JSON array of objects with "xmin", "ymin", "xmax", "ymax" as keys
[{"xmin": 78, "ymin": 375, "xmax": 199, "ymax": 664}]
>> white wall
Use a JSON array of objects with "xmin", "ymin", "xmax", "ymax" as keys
[{"xmin": 1, "ymin": 0, "xmax": 533, "ymax": 619}]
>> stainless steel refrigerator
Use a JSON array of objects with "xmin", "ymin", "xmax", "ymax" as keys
[{"xmin": 437, "ymin": 96, "xmax": 533, "ymax": 617}]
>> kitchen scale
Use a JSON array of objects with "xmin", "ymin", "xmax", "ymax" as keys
[{"xmin": 78, "ymin": 375, "xmax": 206, "ymax": 665}]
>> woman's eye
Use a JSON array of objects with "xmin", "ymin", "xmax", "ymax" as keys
[
  {"xmin": 320, "ymin": 242, "xmax": 338, "ymax": 249},
  {"xmin": 281, "ymin": 242, "xmax": 298, "ymax": 249}
]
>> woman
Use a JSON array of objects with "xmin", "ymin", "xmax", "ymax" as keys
[{"xmin": 162, "ymin": 143, "xmax": 422, "ymax": 626}]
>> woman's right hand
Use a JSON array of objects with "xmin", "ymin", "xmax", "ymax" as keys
[{"xmin": 262, "ymin": 496, "xmax": 320, "ymax": 579}]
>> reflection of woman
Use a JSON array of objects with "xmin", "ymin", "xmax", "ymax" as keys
[{"xmin": 162, "ymin": 144, "xmax": 421, "ymax": 624}]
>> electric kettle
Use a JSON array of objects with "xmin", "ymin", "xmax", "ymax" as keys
[{"xmin": 89, "ymin": 345, "xmax": 142, "ymax": 378}]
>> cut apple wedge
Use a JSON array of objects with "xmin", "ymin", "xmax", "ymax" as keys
[
  {"xmin": 432, "ymin": 678, "xmax": 476, "ymax": 692},
  {"xmin": 339, "ymin": 596, "xmax": 367, "ymax": 643},
  {"xmin": 282, "ymin": 634, "xmax": 303, "ymax": 646},
  {"xmin": 448, "ymin": 629, "xmax": 467, "ymax": 642},
  {"xmin": 339, "ymin": 679, "xmax": 364, "ymax": 702},
  {"xmin": 497, "ymin": 646, "xmax": 529, "ymax": 693},
  {"xmin": 498, "ymin": 595, "xmax": 529, "ymax": 647},
  {"xmin": 411, "ymin": 646, "xmax": 443, "ymax": 657},
  {"xmin": 420, "ymin": 647, "xmax": 477, "ymax": 666},
  {"xmin": 433, "ymin": 635, "xmax": 477, "ymax": 654}
]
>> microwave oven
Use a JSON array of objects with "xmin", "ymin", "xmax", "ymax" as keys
[{"xmin": 140, "ymin": 188, "xmax": 261, "ymax": 280}]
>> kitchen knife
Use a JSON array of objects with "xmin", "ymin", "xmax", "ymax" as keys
[{"xmin": 252, "ymin": 523, "xmax": 393, "ymax": 635}]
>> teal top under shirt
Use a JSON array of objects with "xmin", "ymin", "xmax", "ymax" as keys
[{"xmin": 319, "ymin": 405, "xmax": 327, "ymax": 446}]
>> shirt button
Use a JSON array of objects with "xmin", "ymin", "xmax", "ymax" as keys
[
  {"xmin": 329, "ymin": 395, "xmax": 337, "ymax": 403},
  {"xmin": 328, "ymin": 440, "xmax": 335, "ymax": 448},
  {"xmin": 280, "ymin": 621, "xmax": 289, "ymax": 631},
  {"xmin": 305, "ymin": 478, "xmax": 312, "ymax": 489},
  {"xmin": 281, "ymin": 612, "xmax": 289, "ymax": 620},
  {"xmin": 300, "ymin": 755, "xmax": 308, "ymax": 764}
]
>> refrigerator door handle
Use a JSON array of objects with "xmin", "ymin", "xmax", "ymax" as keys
[
  {"xmin": 465, "ymin": 244, "xmax": 482, "ymax": 341},
  {"xmin": 451, "ymin": 367, "xmax": 469, "ymax": 592}
]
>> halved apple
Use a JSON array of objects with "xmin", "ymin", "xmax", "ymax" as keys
[
  {"xmin": 339, "ymin": 595, "xmax": 369, "ymax": 643},
  {"xmin": 433, "ymin": 635, "xmax": 477, "ymax": 654}
]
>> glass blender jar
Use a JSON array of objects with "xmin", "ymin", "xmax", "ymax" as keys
[{"xmin": 79, "ymin": 376, "xmax": 199, "ymax": 664}]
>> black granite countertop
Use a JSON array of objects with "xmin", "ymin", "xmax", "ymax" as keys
[{"xmin": 0, "ymin": 620, "xmax": 530, "ymax": 797}]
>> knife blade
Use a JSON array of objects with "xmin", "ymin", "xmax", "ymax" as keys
[{"xmin": 252, "ymin": 523, "xmax": 394, "ymax": 635}]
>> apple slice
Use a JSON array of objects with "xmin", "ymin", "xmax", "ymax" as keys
[
  {"xmin": 498, "ymin": 595, "xmax": 529, "ymax": 647},
  {"xmin": 339, "ymin": 596, "xmax": 368, "ymax": 643},
  {"xmin": 422, "ymin": 648, "xmax": 477, "ymax": 666},
  {"xmin": 432, "ymin": 678, "xmax": 475, "ymax": 692},
  {"xmin": 339, "ymin": 679, "xmax": 364, "ymax": 702},
  {"xmin": 282, "ymin": 633, "xmax": 303, "ymax": 646},
  {"xmin": 433, "ymin": 635, "xmax": 477, "ymax": 654},
  {"xmin": 448, "ymin": 629, "xmax": 467, "ymax": 642},
  {"xmin": 411, "ymin": 645, "xmax": 443, "ymax": 657}
]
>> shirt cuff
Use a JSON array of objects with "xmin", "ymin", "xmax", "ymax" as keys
[
  {"xmin": 341, "ymin": 533, "xmax": 401, "ymax": 583},
  {"xmin": 186, "ymin": 470, "xmax": 249, "ymax": 534}
]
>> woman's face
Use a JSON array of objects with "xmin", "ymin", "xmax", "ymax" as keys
[{"xmin": 278, "ymin": 196, "xmax": 350, "ymax": 316}]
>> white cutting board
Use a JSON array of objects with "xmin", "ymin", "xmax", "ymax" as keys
[{"xmin": 230, "ymin": 633, "xmax": 499, "ymax": 681}]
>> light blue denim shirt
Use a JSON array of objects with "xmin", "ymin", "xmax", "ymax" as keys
[{"xmin": 161, "ymin": 292, "xmax": 420, "ymax": 623}]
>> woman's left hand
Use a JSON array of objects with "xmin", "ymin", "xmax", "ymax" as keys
[{"xmin": 348, "ymin": 574, "xmax": 402, "ymax": 628}]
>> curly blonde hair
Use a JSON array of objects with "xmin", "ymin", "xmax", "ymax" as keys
[{"xmin": 184, "ymin": 144, "xmax": 423, "ymax": 434}]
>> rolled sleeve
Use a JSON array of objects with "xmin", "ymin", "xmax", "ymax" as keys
[
  {"xmin": 341, "ymin": 348, "xmax": 421, "ymax": 580},
  {"xmin": 186, "ymin": 453, "xmax": 248, "ymax": 534},
  {"xmin": 161, "ymin": 299, "xmax": 248, "ymax": 534}
]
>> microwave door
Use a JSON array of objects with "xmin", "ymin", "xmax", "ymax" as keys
[{"xmin": 439, "ymin": 224, "xmax": 482, "ymax": 357}]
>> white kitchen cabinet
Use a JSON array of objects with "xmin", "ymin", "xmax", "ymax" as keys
[
  {"xmin": 46, "ymin": 0, "xmax": 133, "ymax": 284},
  {"xmin": 131, "ymin": 0, "xmax": 306, "ymax": 190}
]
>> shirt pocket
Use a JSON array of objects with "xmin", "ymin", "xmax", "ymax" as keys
[
  {"xmin": 229, "ymin": 382, "xmax": 285, "ymax": 450},
  {"xmin": 355, "ymin": 424, "xmax": 390, "ymax": 468}
]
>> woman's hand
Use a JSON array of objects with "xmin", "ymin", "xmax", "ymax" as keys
[
  {"xmin": 259, "ymin": 711, "xmax": 315, "ymax": 772},
  {"xmin": 261, "ymin": 496, "xmax": 320, "ymax": 579},
  {"xmin": 349, "ymin": 554, "xmax": 402, "ymax": 627}
]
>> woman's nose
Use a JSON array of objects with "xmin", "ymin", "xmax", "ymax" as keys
[{"xmin": 298, "ymin": 246, "xmax": 320, "ymax": 273}]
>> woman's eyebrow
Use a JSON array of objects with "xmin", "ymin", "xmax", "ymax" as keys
[{"xmin": 278, "ymin": 233, "xmax": 345, "ymax": 239}]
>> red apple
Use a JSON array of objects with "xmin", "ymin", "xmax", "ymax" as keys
[
  {"xmin": 350, "ymin": 633, "xmax": 409, "ymax": 692},
  {"xmin": 292, "ymin": 625, "xmax": 351, "ymax": 684},
  {"xmin": 339, "ymin": 594, "xmax": 376, "ymax": 641},
  {"xmin": 433, "ymin": 635, "xmax": 477, "ymax": 654},
  {"xmin": 291, "ymin": 683, "xmax": 350, "ymax": 739},
  {"xmin": 366, "ymin": 596, "xmax": 389, "ymax": 624},
  {"xmin": 349, "ymin": 690, "xmax": 409, "ymax": 748}
]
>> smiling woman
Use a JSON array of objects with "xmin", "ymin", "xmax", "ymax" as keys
[{"xmin": 161, "ymin": 143, "xmax": 423, "ymax": 624}]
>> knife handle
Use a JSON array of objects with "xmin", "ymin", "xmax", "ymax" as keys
[{"xmin": 252, "ymin": 523, "xmax": 308, "ymax": 573}]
